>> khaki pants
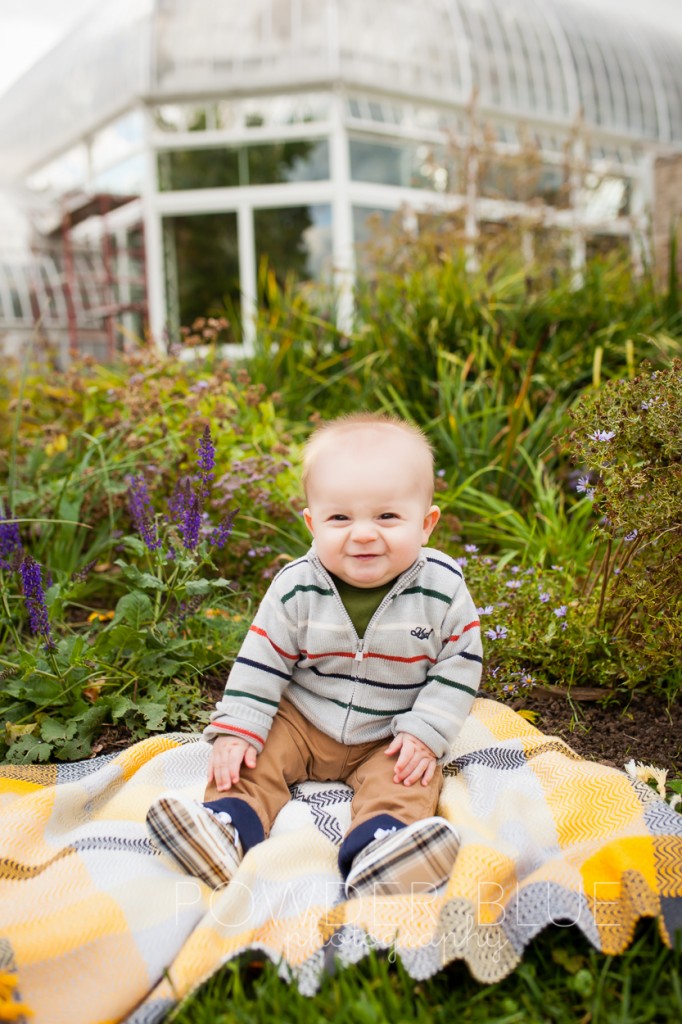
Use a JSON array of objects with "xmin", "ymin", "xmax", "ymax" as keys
[{"xmin": 204, "ymin": 698, "xmax": 443, "ymax": 840}]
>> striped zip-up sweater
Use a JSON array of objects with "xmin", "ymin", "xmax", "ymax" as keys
[{"xmin": 204, "ymin": 546, "xmax": 483, "ymax": 761}]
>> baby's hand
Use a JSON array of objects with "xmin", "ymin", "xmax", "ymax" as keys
[
  {"xmin": 385, "ymin": 732, "xmax": 437, "ymax": 787},
  {"xmin": 208, "ymin": 735, "xmax": 258, "ymax": 791}
]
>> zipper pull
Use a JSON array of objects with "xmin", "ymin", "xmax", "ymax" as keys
[{"xmin": 355, "ymin": 645, "xmax": 364, "ymax": 661}]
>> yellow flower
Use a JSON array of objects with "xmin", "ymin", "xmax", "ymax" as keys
[
  {"xmin": 516, "ymin": 709, "xmax": 539, "ymax": 724},
  {"xmin": 87, "ymin": 610, "xmax": 115, "ymax": 622},
  {"xmin": 0, "ymin": 970, "xmax": 33, "ymax": 1019},
  {"xmin": 205, "ymin": 608, "xmax": 227, "ymax": 619},
  {"xmin": 45, "ymin": 433, "xmax": 68, "ymax": 457}
]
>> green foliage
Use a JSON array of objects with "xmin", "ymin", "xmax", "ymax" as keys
[
  {"xmin": 172, "ymin": 922, "xmax": 681, "ymax": 1024},
  {"xmin": 0, "ymin": 349, "xmax": 305, "ymax": 588},
  {"xmin": 2, "ymin": 246, "xmax": 681, "ymax": 765},
  {"xmin": 561, "ymin": 360, "xmax": 682, "ymax": 685},
  {"xmin": 0, "ymin": 419, "xmax": 252, "ymax": 763}
]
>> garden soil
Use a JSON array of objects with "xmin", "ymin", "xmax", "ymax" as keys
[
  {"xmin": 512, "ymin": 689, "xmax": 681, "ymax": 774},
  {"xmin": 94, "ymin": 682, "xmax": 681, "ymax": 776}
]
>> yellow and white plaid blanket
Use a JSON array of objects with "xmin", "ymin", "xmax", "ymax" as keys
[{"xmin": 1, "ymin": 698, "xmax": 681, "ymax": 1024}]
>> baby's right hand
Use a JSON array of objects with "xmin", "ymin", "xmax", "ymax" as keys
[{"xmin": 208, "ymin": 735, "xmax": 258, "ymax": 791}]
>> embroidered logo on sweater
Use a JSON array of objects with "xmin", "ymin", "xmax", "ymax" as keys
[{"xmin": 410, "ymin": 626, "xmax": 433, "ymax": 640}]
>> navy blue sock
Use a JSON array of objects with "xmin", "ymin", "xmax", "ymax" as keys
[
  {"xmin": 203, "ymin": 797, "xmax": 265, "ymax": 853},
  {"xmin": 338, "ymin": 814, "xmax": 405, "ymax": 878}
]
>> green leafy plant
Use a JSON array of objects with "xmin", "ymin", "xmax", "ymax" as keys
[
  {"xmin": 562, "ymin": 360, "xmax": 682, "ymax": 687},
  {"xmin": 0, "ymin": 426, "xmax": 248, "ymax": 763}
]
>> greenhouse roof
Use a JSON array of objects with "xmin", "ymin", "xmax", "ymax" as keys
[{"xmin": 0, "ymin": 0, "xmax": 681, "ymax": 183}]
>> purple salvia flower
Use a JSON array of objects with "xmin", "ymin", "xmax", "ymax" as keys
[
  {"xmin": 196, "ymin": 425, "xmax": 216, "ymax": 498},
  {"xmin": 0, "ymin": 500, "xmax": 22, "ymax": 570},
  {"xmin": 210, "ymin": 508, "xmax": 238, "ymax": 549},
  {"xmin": 177, "ymin": 483, "xmax": 201, "ymax": 550},
  {"xmin": 126, "ymin": 475, "xmax": 161, "ymax": 551},
  {"xmin": 71, "ymin": 560, "xmax": 96, "ymax": 583},
  {"xmin": 19, "ymin": 555, "xmax": 56, "ymax": 650}
]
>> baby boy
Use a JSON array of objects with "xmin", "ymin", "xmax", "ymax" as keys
[{"xmin": 147, "ymin": 412, "xmax": 482, "ymax": 897}]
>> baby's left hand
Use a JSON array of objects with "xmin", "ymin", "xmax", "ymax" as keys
[{"xmin": 385, "ymin": 732, "xmax": 437, "ymax": 787}]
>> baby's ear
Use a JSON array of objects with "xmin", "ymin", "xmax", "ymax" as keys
[
  {"xmin": 422, "ymin": 505, "xmax": 440, "ymax": 541},
  {"xmin": 303, "ymin": 508, "xmax": 314, "ymax": 535}
]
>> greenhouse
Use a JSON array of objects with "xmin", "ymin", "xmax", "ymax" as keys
[{"xmin": 0, "ymin": 0, "xmax": 681, "ymax": 359}]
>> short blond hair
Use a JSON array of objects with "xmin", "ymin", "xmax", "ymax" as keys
[{"xmin": 302, "ymin": 412, "xmax": 434, "ymax": 499}]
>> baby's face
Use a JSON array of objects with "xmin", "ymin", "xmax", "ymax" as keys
[{"xmin": 303, "ymin": 428, "xmax": 440, "ymax": 588}]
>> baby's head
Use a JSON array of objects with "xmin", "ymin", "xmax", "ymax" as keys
[{"xmin": 302, "ymin": 413, "xmax": 440, "ymax": 588}]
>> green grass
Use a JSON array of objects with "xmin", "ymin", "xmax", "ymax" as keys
[{"xmin": 172, "ymin": 920, "xmax": 681, "ymax": 1023}]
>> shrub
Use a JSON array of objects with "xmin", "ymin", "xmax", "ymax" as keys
[{"xmin": 463, "ymin": 361, "xmax": 682, "ymax": 701}]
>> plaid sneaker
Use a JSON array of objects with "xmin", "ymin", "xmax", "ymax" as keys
[
  {"xmin": 146, "ymin": 793, "xmax": 243, "ymax": 889},
  {"xmin": 345, "ymin": 816, "xmax": 459, "ymax": 899}
]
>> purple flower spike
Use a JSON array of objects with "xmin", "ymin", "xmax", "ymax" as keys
[
  {"xmin": 0, "ymin": 500, "xmax": 22, "ymax": 570},
  {"xmin": 211, "ymin": 508, "xmax": 239, "ymax": 549},
  {"xmin": 19, "ymin": 555, "xmax": 55, "ymax": 650},
  {"xmin": 173, "ymin": 481, "xmax": 201, "ymax": 550},
  {"xmin": 126, "ymin": 475, "xmax": 161, "ymax": 551},
  {"xmin": 197, "ymin": 425, "xmax": 216, "ymax": 497}
]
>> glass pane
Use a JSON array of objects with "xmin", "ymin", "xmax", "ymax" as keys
[
  {"xmin": 154, "ymin": 104, "xmax": 218, "ymax": 132},
  {"xmin": 350, "ymin": 137, "xmax": 406, "ymax": 186},
  {"xmin": 582, "ymin": 175, "xmax": 631, "ymax": 220},
  {"xmin": 536, "ymin": 164, "xmax": 568, "ymax": 207},
  {"xmin": 27, "ymin": 145, "xmax": 88, "ymax": 193},
  {"xmin": 163, "ymin": 213, "xmax": 240, "ymax": 336},
  {"xmin": 243, "ymin": 93, "xmax": 331, "ymax": 127},
  {"xmin": 349, "ymin": 137, "xmax": 450, "ymax": 191},
  {"xmin": 158, "ymin": 148, "xmax": 241, "ymax": 190},
  {"xmin": 93, "ymin": 154, "xmax": 145, "ymax": 196},
  {"xmin": 254, "ymin": 204, "xmax": 332, "ymax": 285},
  {"xmin": 353, "ymin": 206, "xmax": 395, "ymax": 274},
  {"xmin": 91, "ymin": 111, "xmax": 144, "ymax": 171},
  {"xmin": 247, "ymin": 140, "xmax": 329, "ymax": 185}
]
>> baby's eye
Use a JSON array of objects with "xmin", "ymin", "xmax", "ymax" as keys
[
  {"xmin": 378, "ymin": 512, "xmax": 398, "ymax": 520},
  {"xmin": 329, "ymin": 514, "xmax": 349, "ymax": 522}
]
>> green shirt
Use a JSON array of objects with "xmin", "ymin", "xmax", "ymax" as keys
[{"xmin": 330, "ymin": 574, "xmax": 397, "ymax": 639}]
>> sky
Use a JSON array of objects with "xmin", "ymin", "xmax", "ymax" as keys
[{"xmin": 0, "ymin": 0, "xmax": 681, "ymax": 99}]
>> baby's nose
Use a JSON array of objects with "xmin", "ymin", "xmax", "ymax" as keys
[{"xmin": 351, "ymin": 520, "xmax": 378, "ymax": 541}]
